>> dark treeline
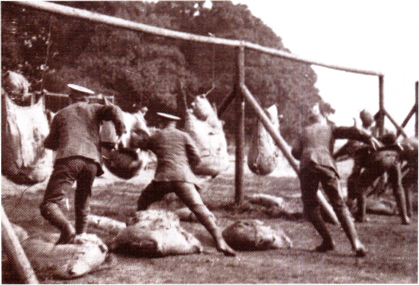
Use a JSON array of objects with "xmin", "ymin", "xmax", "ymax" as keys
[{"xmin": 1, "ymin": 1, "xmax": 333, "ymax": 142}]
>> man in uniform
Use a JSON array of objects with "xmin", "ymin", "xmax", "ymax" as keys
[
  {"xmin": 131, "ymin": 112, "xmax": 236, "ymax": 257},
  {"xmin": 291, "ymin": 104, "xmax": 377, "ymax": 257},
  {"xmin": 339, "ymin": 110, "xmax": 375, "ymax": 212},
  {"xmin": 40, "ymin": 84, "xmax": 126, "ymax": 244},
  {"xmin": 334, "ymin": 110, "xmax": 410, "ymax": 225},
  {"xmin": 347, "ymin": 133, "xmax": 410, "ymax": 225}
]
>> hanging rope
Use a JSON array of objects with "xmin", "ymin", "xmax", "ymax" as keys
[
  {"xmin": 40, "ymin": 15, "xmax": 54, "ymax": 91},
  {"xmin": 209, "ymin": 33, "xmax": 216, "ymax": 89}
]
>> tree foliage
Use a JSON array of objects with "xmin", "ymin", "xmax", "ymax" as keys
[{"xmin": 1, "ymin": 1, "xmax": 326, "ymax": 141}]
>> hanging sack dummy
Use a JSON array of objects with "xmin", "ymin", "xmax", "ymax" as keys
[
  {"xmin": 1, "ymin": 93, "xmax": 53, "ymax": 184},
  {"xmin": 184, "ymin": 94, "xmax": 229, "ymax": 177},
  {"xmin": 2, "ymin": 71, "xmax": 31, "ymax": 105},
  {"xmin": 100, "ymin": 102, "xmax": 150, "ymax": 179},
  {"xmin": 248, "ymin": 104, "xmax": 280, "ymax": 175}
]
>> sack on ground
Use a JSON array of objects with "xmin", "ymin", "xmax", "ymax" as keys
[
  {"xmin": 108, "ymin": 210, "xmax": 203, "ymax": 257},
  {"xmin": 366, "ymin": 198, "xmax": 396, "ymax": 215},
  {"xmin": 87, "ymin": 214, "xmax": 127, "ymax": 235},
  {"xmin": 11, "ymin": 224, "xmax": 108, "ymax": 280},
  {"xmin": 222, "ymin": 219, "xmax": 292, "ymax": 251}
]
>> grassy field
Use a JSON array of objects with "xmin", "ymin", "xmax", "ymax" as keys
[{"xmin": 2, "ymin": 158, "xmax": 417, "ymax": 283}]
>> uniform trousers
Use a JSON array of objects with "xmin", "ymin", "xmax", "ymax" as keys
[{"xmin": 40, "ymin": 156, "xmax": 98, "ymax": 233}]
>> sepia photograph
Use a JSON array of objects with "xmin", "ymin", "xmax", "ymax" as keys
[{"xmin": 1, "ymin": 0, "xmax": 417, "ymax": 283}]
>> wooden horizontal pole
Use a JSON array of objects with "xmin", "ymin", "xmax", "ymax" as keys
[
  {"xmin": 244, "ymin": 42, "xmax": 383, "ymax": 76},
  {"xmin": 12, "ymin": 1, "xmax": 240, "ymax": 47},
  {"xmin": 12, "ymin": 1, "xmax": 383, "ymax": 76}
]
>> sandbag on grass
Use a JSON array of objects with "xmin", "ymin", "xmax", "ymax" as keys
[
  {"xmin": 10, "ymin": 224, "xmax": 109, "ymax": 280},
  {"xmin": 222, "ymin": 219, "xmax": 292, "ymax": 251},
  {"xmin": 108, "ymin": 210, "xmax": 203, "ymax": 257}
]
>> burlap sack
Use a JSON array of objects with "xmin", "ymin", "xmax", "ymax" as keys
[
  {"xmin": 184, "ymin": 96, "xmax": 229, "ymax": 177},
  {"xmin": 11, "ymin": 224, "xmax": 108, "ymax": 280},
  {"xmin": 2, "ymin": 71, "xmax": 31, "ymax": 104},
  {"xmin": 247, "ymin": 105, "xmax": 280, "ymax": 175},
  {"xmin": 1, "ymin": 94, "xmax": 53, "ymax": 184},
  {"xmin": 108, "ymin": 210, "xmax": 203, "ymax": 257},
  {"xmin": 222, "ymin": 219, "xmax": 292, "ymax": 251},
  {"xmin": 100, "ymin": 110, "xmax": 150, "ymax": 179}
]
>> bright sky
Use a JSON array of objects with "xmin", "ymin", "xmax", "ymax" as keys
[{"xmin": 232, "ymin": 0, "xmax": 419, "ymax": 135}]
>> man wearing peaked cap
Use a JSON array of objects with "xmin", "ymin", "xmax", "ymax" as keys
[
  {"xmin": 67, "ymin": 84, "xmax": 95, "ymax": 103},
  {"xmin": 291, "ymin": 104, "xmax": 378, "ymax": 257},
  {"xmin": 130, "ymin": 111, "xmax": 236, "ymax": 256},
  {"xmin": 40, "ymin": 83, "xmax": 126, "ymax": 245},
  {"xmin": 156, "ymin": 112, "xmax": 181, "ymax": 121}
]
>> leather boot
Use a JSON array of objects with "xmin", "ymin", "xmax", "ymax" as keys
[
  {"xmin": 75, "ymin": 206, "xmax": 89, "ymax": 235},
  {"xmin": 402, "ymin": 172, "xmax": 415, "ymax": 218},
  {"xmin": 75, "ymin": 215, "xmax": 88, "ymax": 235},
  {"xmin": 405, "ymin": 185, "xmax": 413, "ymax": 218},
  {"xmin": 336, "ymin": 207, "xmax": 366, "ymax": 257},
  {"xmin": 391, "ymin": 164, "xmax": 410, "ymax": 224},
  {"xmin": 307, "ymin": 208, "xmax": 334, "ymax": 252},
  {"xmin": 355, "ymin": 192, "xmax": 367, "ymax": 223},
  {"xmin": 393, "ymin": 186, "xmax": 410, "ymax": 225},
  {"xmin": 40, "ymin": 202, "xmax": 76, "ymax": 244}
]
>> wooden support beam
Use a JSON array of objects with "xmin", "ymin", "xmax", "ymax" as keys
[
  {"xmin": 383, "ymin": 109, "xmax": 408, "ymax": 138},
  {"xmin": 1, "ymin": 205, "xmax": 38, "ymax": 284},
  {"xmin": 397, "ymin": 104, "xmax": 417, "ymax": 137}
]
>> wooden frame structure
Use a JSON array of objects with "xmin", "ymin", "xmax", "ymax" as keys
[{"xmin": 11, "ymin": 0, "xmax": 417, "ymax": 203}]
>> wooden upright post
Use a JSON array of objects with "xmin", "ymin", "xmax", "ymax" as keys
[
  {"xmin": 235, "ymin": 44, "xmax": 246, "ymax": 205},
  {"xmin": 415, "ymin": 81, "xmax": 418, "ymax": 137},
  {"xmin": 378, "ymin": 75, "xmax": 385, "ymax": 137}
]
